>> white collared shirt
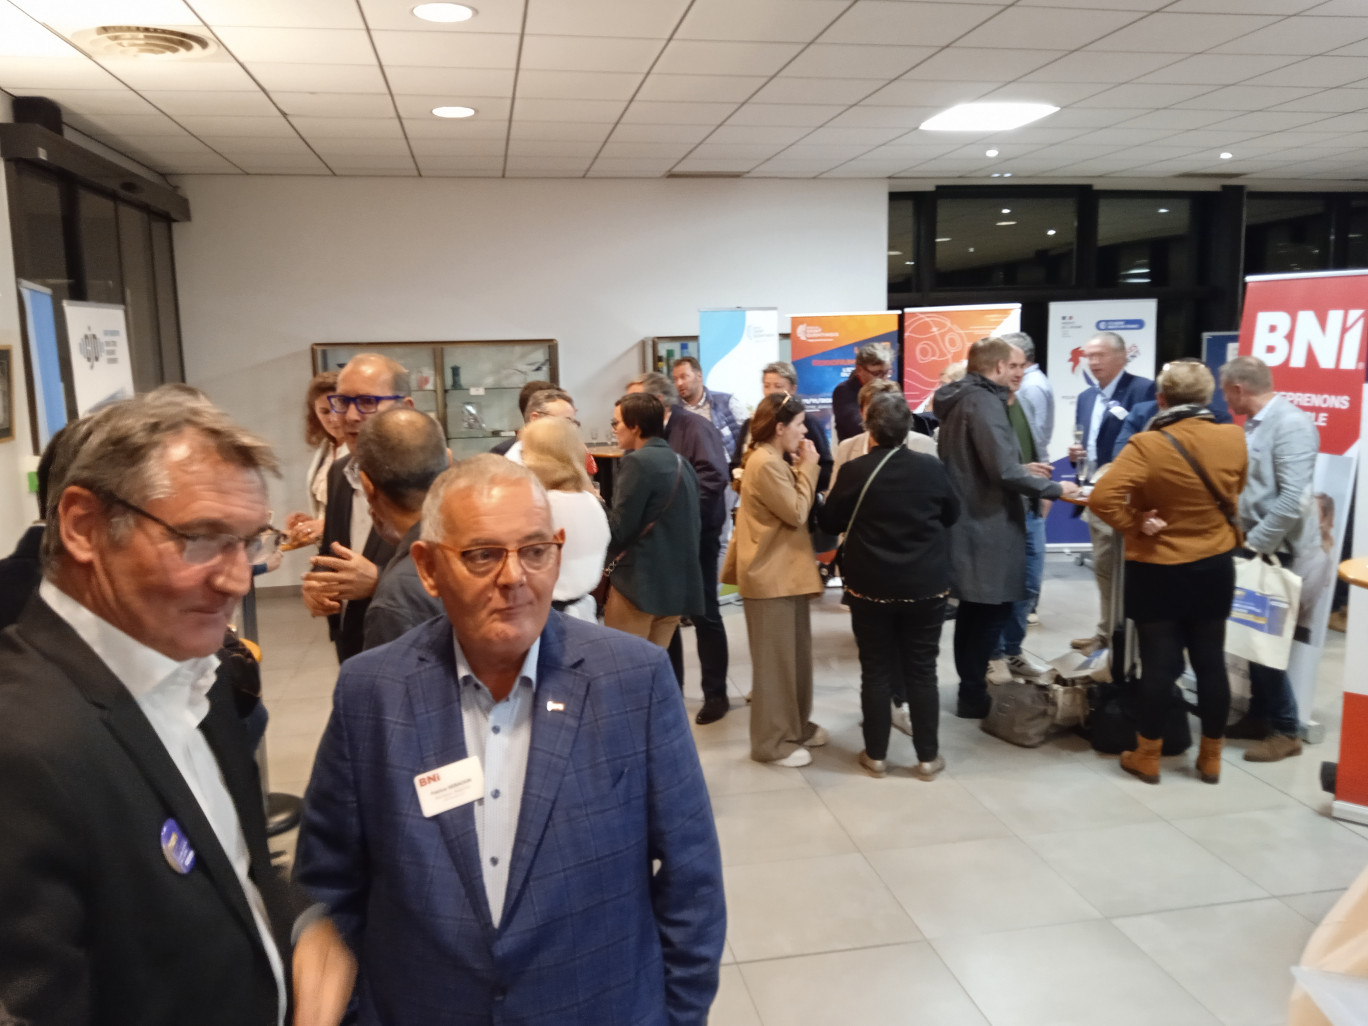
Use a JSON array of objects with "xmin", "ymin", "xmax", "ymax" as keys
[
  {"xmin": 453, "ymin": 634, "xmax": 540, "ymax": 928},
  {"xmin": 343, "ymin": 456, "xmax": 374, "ymax": 555},
  {"xmin": 1086, "ymin": 374, "xmax": 1123, "ymax": 463},
  {"xmin": 38, "ymin": 580, "xmax": 287, "ymax": 1025}
]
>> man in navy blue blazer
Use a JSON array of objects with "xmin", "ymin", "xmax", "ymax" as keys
[
  {"xmin": 1066, "ymin": 332, "xmax": 1156, "ymax": 653},
  {"xmin": 293, "ymin": 454, "xmax": 725, "ymax": 1026}
]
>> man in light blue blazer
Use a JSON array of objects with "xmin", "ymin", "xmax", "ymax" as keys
[
  {"xmin": 1221, "ymin": 355, "xmax": 1320, "ymax": 763},
  {"xmin": 294, "ymin": 454, "xmax": 725, "ymax": 1025},
  {"xmin": 1067, "ymin": 332, "xmax": 1157, "ymax": 653}
]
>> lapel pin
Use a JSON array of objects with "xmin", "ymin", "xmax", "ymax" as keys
[{"xmin": 546, "ymin": 700, "xmax": 565, "ymax": 712}]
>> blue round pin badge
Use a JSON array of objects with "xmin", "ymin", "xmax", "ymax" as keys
[{"xmin": 160, "ymin": 818, "xmax": 196, "ymax": 874}]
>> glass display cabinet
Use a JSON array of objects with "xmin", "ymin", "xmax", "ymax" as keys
[{"xmin": 312, "ymin": 339, "xmax": 558, "ymax": 460}]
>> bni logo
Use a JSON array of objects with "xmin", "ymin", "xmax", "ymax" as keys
[{"xmin": 1251, "ymin": 309, "xmax": 1363, "ymax": 369}]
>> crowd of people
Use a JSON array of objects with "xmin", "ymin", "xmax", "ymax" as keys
[{"xmin": 0, "ymin": 329, "xmax": 1332, "ymax": 1024}]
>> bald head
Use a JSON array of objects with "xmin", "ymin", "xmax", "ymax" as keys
[
  {"xmin": 354, "ymin": 407, "xmax": 448, "ymax": 513},
  {"xmin": 334, "ymin": 353, "xmax": 413, "ymax": 447}
]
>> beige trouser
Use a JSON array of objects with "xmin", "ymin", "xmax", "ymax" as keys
[
  {"xmin": 744, "ymin": 595, "xmax": 818, "ymax": 763},
  {"xmin": 604, "ymin": 586, "xmax": 680, "ymax": 649},
  {"xmin": 1088, "ymin": 516, "xmax": 1117, "ymax": 641}
]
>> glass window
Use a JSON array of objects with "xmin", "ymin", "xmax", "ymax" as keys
[
  {"xmin": 117, "ymin": 202, "xmax": 162, "ymax": 392},
  {"xmin": 1096, "ymin": 196, "xmax": 1192, "ymax": 288},
  {"xmin": 888, "ymin": 193, "xmax": 916, "ymax": 295},
  {"xmin": 1245, "ymin": 196, "xmax": 1330, "ymax": 276},
  {"xmin": 1347, "ymin": 199, "xmax": 1368, "ymax": 270},
  {"xmin": 150, "ymin": 217, "xmax": 184, "ymax": 382},
  {"xmin": 76, "ymin": 187, "xmax": 122, "ymax": 304},
  {"xmin": 932, "ymin": 194, "xmax": 1076, "ymax": 289}
]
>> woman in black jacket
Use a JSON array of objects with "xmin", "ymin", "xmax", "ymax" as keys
[{"xmin": 818, "ymin": 393, "xmax": 960, "ymax": 779}]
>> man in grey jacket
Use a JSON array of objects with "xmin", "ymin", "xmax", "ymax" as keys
[
  {"xmin": 935, "ymin": 338, "xmax": 1079, "ymax": 719},
  {"xmin": 1221, "ymin": 355, "xmax": 1320, "ymax": 762}
]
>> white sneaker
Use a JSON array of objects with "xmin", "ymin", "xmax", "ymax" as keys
[
  {"xmin": 890, "ymin": 703, "xmax": 913, "ymax": 737},
  {"xmin": 1026, "ymin": 612, "xmax": 1040, "ymax": 627},
  {"xmin": 987, "ymin": 658, "xmax": 1012, "ymax": 685},
  {"xmin": 771, "ymin": 748, "xmax": 813, "ymax": 768},
  {"xmin": 1007, "ymin": 653, "xmax": 1050, "ymax": 678},
  {"xmin": 803, "ymin": 725, "xmax": 829, "ymax": 747},
  {"xmin": 913, "ymin": 754, "xmax": 946, "ymax": 781}
]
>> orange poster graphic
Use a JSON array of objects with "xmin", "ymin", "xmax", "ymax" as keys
[{"xmin": 902, "ymin": 304, "xmax": 1021, "ymax": 411}]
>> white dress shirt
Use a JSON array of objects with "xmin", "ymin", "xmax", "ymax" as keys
[
  {"xmin": 39, "ymin": 580, "xmax": 287, "ymax": 1025},
  {"xmin": 1086, "ymin": 374, "xmax": 1123, "ymax": 464},
  {"xmin": 343, "ymin": 456, "xmax": 374, "ymax": 554},
  {"xmin": 454, "ymin": 635, "xmax": 540, "ymax": 928}
]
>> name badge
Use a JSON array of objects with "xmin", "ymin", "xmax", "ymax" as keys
[
  {"xmin": 414, "ymin": 756, "xmax": 484, "ymax": 818},
  {"xmin": 1109, "ymin": 405, "xmax": 1129, "ymax": 421},
  {"xmin": 160, "ymin": 818, "xmax": 196, "ymax": 874}
]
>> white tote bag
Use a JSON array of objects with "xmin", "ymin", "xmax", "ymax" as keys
[{"xmin": 1226, "ymin": 553, "xmax": 1302, "ymax": 671}]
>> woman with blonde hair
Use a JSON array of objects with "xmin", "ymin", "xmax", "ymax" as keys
[
  {"xmin": 520, "ymin": 415, "xmax": 610, "ymax": 622},
  {"xmin": 286, "ymin": 370, "xmax": 344, "ymax": 546},
  {"xmin": 723, "ymin": 393, "xmax": 827, "ymax": 767}
]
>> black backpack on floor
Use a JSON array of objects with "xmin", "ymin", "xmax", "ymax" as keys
[{"xmin": 1087, "ymin": 680, "xmax": 1192, "ymax": 756}]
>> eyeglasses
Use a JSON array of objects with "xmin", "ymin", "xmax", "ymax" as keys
[
  {"xmin": 435, "ymin": 540, "xmax": 563, "ymax": 577},
  {"xmin": 326, "ymin": 393, "xmax": 403, "ymax": 414},
  {"xmin": 107, "ymin": 495, "xmax": 285, "ymax": 566}
]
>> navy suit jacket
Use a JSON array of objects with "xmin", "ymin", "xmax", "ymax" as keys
[
  {"xmin": 1114, "ymin": 398, "xmax": 1233, "ymax": 454},
  {"xmin": 1074, "ymin": 370, "xmax": 1157, "ymax": 467},
  {"xmin": 293, "ymin": 612, "xmax": 725, "ymax": 1026}
]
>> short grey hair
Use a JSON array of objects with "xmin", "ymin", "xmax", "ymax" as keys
[
  {"xmin": 524, "ymin": 388, "xmax": 575, "ymax": 421},
  {"xmin": 855, "ymin": 343, "xmax": 891, "ymax": 368},
  {"xmin": 1089, "ymin": 331, "xmax": 1126, "ymax": 353},
  {"xmin": 420, "ymin": 453, "xmax": 549, "ymax": 544},
  {"xmin": 354, "ymin": 408, "xmax": 449, "ymax": 513},
  {"xmin": 1000, "ymin": 331, "xmax": 1035, "ymax": 362},
  {"xmin": 762, "ymin": 361, "xmax": 797, "ymax": 388},
  {"xmin": 864, "ymin": 392, "xmax": 911, "ymax": 448},
  {"xmin": 628, "ymin": 371, "xmax": 677, "ymax": 404},
  {"xmin": 1219, "ymin": 354, "xmax": 1274, "ymax": 394},
  {"xmin": 44, "ymin": 391, "xmax": 278, "ymax": 566}
]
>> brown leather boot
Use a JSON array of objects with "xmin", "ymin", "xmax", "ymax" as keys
[
  {"xmin": 1196, "ymin": 736, "xmax": 1223, "ymax": 784},
  {"xmin": 1120, "ymin": 735, "xmax": 1163, "ymax": 784}
]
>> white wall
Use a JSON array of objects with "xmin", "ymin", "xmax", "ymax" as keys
[{"xmin": 172, "ymin": 175, "xmax": 886, "ymax": 586}]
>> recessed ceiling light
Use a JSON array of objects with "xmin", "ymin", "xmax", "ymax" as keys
[
  {"xmin": 996, "ymin": 221, "xmax": 1017, "ymax": 226},
  {"xmin": 1047, "ymin": 229, "xmax": 1057, "ymax": 236},
  {"xmin": 1001, "ymin": 208, "xmax": 1011, "ymax": 214},
  {"xmin": 1002, "ymin": 172, "xmax": 1012, "ymax": 177},
  {"xmin": 1157, "ymin": 207, "xmax": 1170, "ymax": 213},
  {"xmin": 935, "ymin": 237, "xmax": 952, "ymax": 242},
  {"xmin": 413, "ymin": 2, "xmax": 476, "ymax": 22},
  {"xmin": 920, "ymin": 102, "xmax": 1058, "ymax": 132},
  {"xmin": 985, "ymin": 148, "xmax": 999, "ymax": 157},
  {"xmin": 432, "ymin": 105, "xmax": 476, "ymax": 118},
  {"xmin": 990, "ymin": 172, "xmax": 1002, "ymax": 177},
  {"xmin": 1219, "ymin": 151, "xmax": 1233, "ymax": 159},
  {"xmin": 888, "ymin": 249, "xmax": 903, "ymax": 256},
  {"xmin": 968, "ymin": 247, "xmax": 976, "ymax": 253}
]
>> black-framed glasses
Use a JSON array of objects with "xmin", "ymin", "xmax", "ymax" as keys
[
  {"xmin": 435, "ymin": 540, "xmax": 563, "ymax": 577},
  {"xmin": 326, "ymin": 393, "xmax": 402, "ymax": 414},
  {"xmin": 106, "ymin": 495, "xmax": 285, "ymax": 566}
]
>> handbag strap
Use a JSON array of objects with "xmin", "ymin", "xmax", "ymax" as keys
[
  {"xmin": 843, "ymin": 447, "xmax": 899, "ymax": 540},
  {"xmin": 606, "ymin": 453, "xmax": 683, "ymax": 572},
  {"xmin": 1158, "ymin": 429, "xmax": 1246, "ymax": 546}
]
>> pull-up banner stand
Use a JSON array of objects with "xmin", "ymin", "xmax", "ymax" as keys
[
  {"xmin": 1235, "ymin": 272, "xmax": 1367, "ymax": 822},
  {"xmin": 901, "ymin": 303, "xmax": 1020, "ymax": 413},
  {"xmin": 790, "ymin": 311, "xmax": 900, "ymax": 446},
  {"xmin": 699, "ymin": 308, "xmax": 778, "ymax": 414}
]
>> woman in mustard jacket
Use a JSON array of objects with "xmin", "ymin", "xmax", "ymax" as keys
[{"xmin": 723, "ymin": 394, "xmax": 826, "ymax": 767}]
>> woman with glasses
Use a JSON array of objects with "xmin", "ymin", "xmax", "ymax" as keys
[
  {"xmin": 286, "ymin": 371, "xmax": 344, "ymax": 548},
  {"xmin": 520, "ymin": 416, "xmax": 610, "ymax": 623},
  {"xmin": 723, "ymin": 393, "xmax": 826, "ymax": 768}
]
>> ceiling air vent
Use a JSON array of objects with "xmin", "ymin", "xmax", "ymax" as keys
[
  {"xmin": 667, "ymin": 171, "xmax": 746, "ymax": 179},
  {"xmin": 77, "ymin": 25, "xmax": 215, "ymax": 58},
  {"xmin": 1173, "ymin": 171, "xmax": 1246, "ymax": 179}
]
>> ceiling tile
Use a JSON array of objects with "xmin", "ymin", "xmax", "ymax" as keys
[
  {"xmin": 704, "ymin": 124, "xmax": 813, "ymax": 145},
  {"xmin": 782, "ymin": 44, "xmax": 936, "ymax": 80},
  {"xmin": 247, "ymin": 62, "xmax": 387, "ymax": 92},
  {"xmin": 235, "ymin": 155, "xmax": 332, "ymax": 173},
  {"xmin": 504, "ymin": 156, "xmax": 592, "ymax": 171},
  {"xmin": 801, "ymin": 125, "xmax": 906, "ymax": 146},
  {"xmin": 825, "ymin": 105, "xmax": 939, "ymax": 128},
  {"xmin": 1213, "ymin": 16, "xmax": 1368, "ymax": 54},
  {"xmin": 1242, "ymin": 55, "xmax": 1368, "ymax": 87},
  {"xmin": 287, "ymin": 116, "xmax": 404, "ymax": 138},
  {"xmin": 110, "ymin": 133, "xmax": 221, "ymax": 154},
  {"xmin": 1016, "ymin": 0, "xmax": 1170, "ymax": 8},
  {"xmin": 513, "ymin": 97, "xmax": 628, "ymax": 120},
  {"xmin": 1330, "ymin": 38, "xmax": 1368, "ymax": 57},
  {"xmin": 618, "ymin": 100, "xmax": 738, "ymax": 124},
  {"xmin": 1163, "ymin": 0, "xmax": 1323, "ymax": 13},
  {"xmin": 1173, "ymin": 84, "xmax": 1322, "ymax": 109},
  {"xmin": 749, "ymin": 77, "xmax": 876, "ymax": 105},
  {"xmin": 675, "ymin": 0, "xmax": 848, "ymax": 43},
  {"xmin": 523, "ymin": 0, "xmax": 687, "ymax": 37},
  {"xmin": 862, "ymin": 79, "xmax": 998, "ymax": 107},
  {"xmin": 360, "ymin": 0, "xmax": 528, "ymax": 33},
  {"xmin": 598, "ymin": 140, "xmax": 698, "ymax": 158},
  {"xmin": 977, "ymin": 81, "xmax": 1114, "ymax": 105},
  {"xmin": 1133, "ymin": 53, "xmax": 1300, "ymax": 84},
  {"xmin": 956, "ymin": 7, "xmax": 1143, "ymax": 49},
  {"xmin": 1044, "ymin": 106, "xmax": 1149, "ymax": 127},
  {"xmin": 98, "ymin": 59, "xmax": 260, "ymax": 91},
  {"xmin": 158, "ymin": 153, "xmax": 244, "ymax": 172},
  {"xmin": 407, "ymin": 137, "xmax": 508, "ymax": 156},
  {"xmin": 198, "ymin": 135, "xmax": 316, "ymax": 155},
  {"xmin": 506, "ymin": 138, "xmax": 603, "ymax": 157},
  {"xmin": 371, "ymin": 31, "xmax": 520, "ymax": 68},
  {"xmin": 211, "ymin": 26, "xmax": 375, "ymax": 64},
  {"xmin": 1088, "ymin": 13, "xmax": 1281, "ymax": 52},
  {"xmin": 515, "ymin": 69, "xmax": 643, "ymax": 100},
  {"xmin": 723, "ymin": 103, "xmax": 849, "ymax": 126},
  {"xmin": 402, "ymin": 116, "xmax": 510, "ymax": 138},
  {"xmin": 607, "ymin": 123, "xmax": 715, "ymax": 142},
  {"xmin": 393, "ymin": 95, "xmax": 512, "ymax": 119},
  {"xmin": 0, "ymin": 57, "xmax": 115, "ymax": 90},
  {"xmin": 519, "ymin": 35, "xmax": 664, "ymax": 72},
  {"xmin": 385, "ymin": 66, "xmax": 517, "ymax": 94},
  {"xmin": 822, "ymin": 159, "xmax": 917, "ymax": 176},
  {"xmin": 1020, "ymin": 51, "xmax": 1188, "ymax": 83},
  {"xmin": 140, "ymin": 90, "xmax": 276, "ymax": 116},
  {"xmin": 900, "ymin": 48, "xmax": 1068, "ymax": 82},
  {"xmin": 1273, "ymin": 88, "xmax": 1368, "ymax": 112},
  {"xmin": 1072, "ymin": 83, "xmax": 1221, "ymax": 107},
  {"xmin": 307, "ymin": 138, "xmax": 412, "ymax": 156},
  {"xmin": 21, "ymin": 88, "xmax": 158, "ymax": 115},
  {"xmin": 415, "ymin": 156, "xmax": 506, "ymax": 173},
  {"xmin": 687, "ymin": 143, "xmax": 789, "ymax": 160},
  {"xmin": 313, "ymin": 153, "xmax": 416, "ymax": 169},
  {"xmin": 270, "ymin": 92, "xmax": 396, "ymax": 117},
  {"xmin": 1208, "ymin": 110, "xmax": 1336, "ymax": 130},
  {"xmin": 671, "ymin": 158, "xmax": 762, "ymax": 173},
  {"xmin": 652, "ymin": 39, "xmax": 803, "ymax": 76},
  {"xmin": 781, "ymin": 141, "xmax": 875, "ymax": 159},
  {"xmin": 192, "ymin": 0, "xmax": 365, "ymax": 28},
  {"xmin": 1118, "ymin": 107, "xmax": 1236, "ymax": 129},
  {"xmin": 635, "ymin": 74, "xmax": 767, "ymax": 102},
  {"xmin": 587, "ymin": 157, "xmax": 678, "ymax": 173},
  {"xmin": 508, "ymin": 121, "xmax": 614, "ymax": 141},
  {"xmin": 330, "ymin": 167, "xmax": 413, "ymax": 175},
  {"xmin": 820, "ymin": 2, "xmax": 1002, "ymax": 47},
  {"xmin": 174, "ymin": 113, "xmax": 299, "ymax": 136},
  {"xmin": 1289, "ymin": 110, "xmax": 1368, "ymax": 132}
]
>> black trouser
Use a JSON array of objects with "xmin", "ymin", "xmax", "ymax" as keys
[
  {"xmin": 1134, "ymin": 618, "xmax": 1230, "ymax": 740},
  {"xmin": 850, "ymin": 595, "xmax": 945, "ymax": 762},
  {"xmin": 953, "ymin": 600, "xmax": 1013, "ymax": 707},
  {"xmin": 668, "ymin": 527, "xmax": 729, "ymax": 701}
]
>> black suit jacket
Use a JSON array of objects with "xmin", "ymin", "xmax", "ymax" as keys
[
  {"xmin": 0, "ymin": 525, "xmax": 43, "ymax": 631},
  {"xmin": 321, "ymin": 455, "xmax": 397, "ymax": 663},
  {"xmin": 0, "ymin": 597, "xmax": 312, "ymax": 1026},
  {"xmin": 832, "ymin": 375, "xmax": 864, "ymax": 442},
  {"xmin": 663, "ymin": 404, "xmax": 729, "ymax": 534}
]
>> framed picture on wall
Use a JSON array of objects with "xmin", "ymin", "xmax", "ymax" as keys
[{"xmin": 0, "ymin": 346, "xmax": 14, "ymax": 444}]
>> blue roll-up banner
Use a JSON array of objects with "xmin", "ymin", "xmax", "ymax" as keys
[
  {"xmin": 699, "ymin": 308, "xmax": 779, "ymax": 412},
  {"xmin": 18, "ymin": 280, "xmax": 67, "ymax": 450}
]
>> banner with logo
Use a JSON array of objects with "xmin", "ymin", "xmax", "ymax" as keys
[
  {"xmin": 902, "ymin": 304, "xmax": 1020, "ymax": 413},
  {"xmin": 62, "ymin": 301, "xmax": 134, "ymax": 417},
  {"xmin": 789, "ymin": 312, "xmax": 899, "ymax": 439},
  {"xmin": 699, "ymin": 307, "xmax": 779, "ymax": 413},
  {"xmin": 18, "ymin": 280, "xmax": 66, "ymax": 451},
  {"xmin": 1239, "ymin": 271, "xmax": 1366, "ymax": 743},
  {"xmin": 1044, "ymin": 299, "xmax": 1158, "ymax": 545}
]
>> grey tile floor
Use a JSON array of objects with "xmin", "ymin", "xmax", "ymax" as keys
[{"xmin": 254, "ymin": 553, "xmax": 1356, "ymax": 1026}]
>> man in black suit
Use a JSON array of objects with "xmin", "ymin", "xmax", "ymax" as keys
[
  {"xmin": 0, "ymin": 391, "xmax": 354, "ymax": 1026},
  {"xmin": 831, "ymin": 342, "xmax": 892, "ymax": 443},
  {"xmin": 303, "ymin": 353, "xmax": 413, "ymax": 662}
]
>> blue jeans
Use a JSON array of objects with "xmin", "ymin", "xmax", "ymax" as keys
[
  {"xmin": 1247, "ymin": 662, "xmax": 1300, "ymax": 736},
  {"xmin": 999, "ymin": 510, "xmax": 1045, "ymax": 658}
]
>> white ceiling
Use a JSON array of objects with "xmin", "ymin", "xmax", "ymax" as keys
[{"xmin": 2, "ymin": 0, "xmax": 1368, "ymax": 180}]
